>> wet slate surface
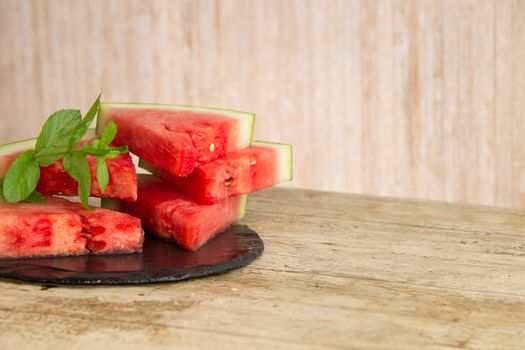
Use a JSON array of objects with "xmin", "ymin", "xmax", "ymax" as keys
[{"xmin": 0, "ymin": 225, "xmax": 263, "ymax": 285}]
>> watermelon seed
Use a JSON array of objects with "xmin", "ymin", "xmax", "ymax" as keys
[
  {"xmin": 225, "ymin": 177, "xmax": 233, "ymax": 186},
  {"xmin": 250, "ymin": 160, "xmax": 257, "ymax": 165},
  {"xmin": 209, "ymin": 143, "xmax": 215, "ymax": 152}
]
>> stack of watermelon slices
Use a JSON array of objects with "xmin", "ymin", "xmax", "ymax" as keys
[
  {"xmin": 98, "ymin": 102, "xmax": 292, "ymax": 251},
  {"xmin": 0, "ymin": 102, "xmax": 292, "ymax": 258}
]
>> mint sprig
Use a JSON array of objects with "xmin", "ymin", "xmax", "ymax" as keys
[{"xmin": 2, "ymin": 96, "xmax": 128, "ymax": 209}]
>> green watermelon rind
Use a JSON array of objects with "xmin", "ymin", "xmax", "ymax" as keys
[
  {"xmin": 0, "ymin": 129, "xmax": 97, "ymax": 178},
  {"xmin": 138, "ymin": 159, "xmax": 157, "ymax": 175},
  {"xmin": 252, "ymin": 141, "xmax": 293, "ymax": 182},
  {"xmin": 96, "ymin": 102, "xmax": 256, "ymax": 149},
  {"xmin": 238, "ymin": 195, "xmax": 248, "ymax": 220},
  {"xmin": 100, "ymin": 198, "xmax": 120, "ymax": 212}
]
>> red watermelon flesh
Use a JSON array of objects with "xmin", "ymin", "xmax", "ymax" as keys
[
  {"xmin": 37, "ymin": 153, "xmax": 137, "ymax": 201},
  {"xmin": 0, "ymin": 197, "xmax": 144, "ymax": 259},
  {"xmin": 96, "ymin": 103, "xmax": 254, "ymax": 177},
  {"xmin": 139, "ymin": 141, "xmax": 293, "ymax": 204},
  {"xmin": 0, "ymin": 130, "xmax": 137, "ymax": 201},
  {"xmin": 103, "ymin": 175, "xmax": 247, "ymax": 252}
]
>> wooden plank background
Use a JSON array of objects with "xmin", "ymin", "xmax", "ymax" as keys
[{"xmin": 0, "ymin": 0, "xmax": 524, "ymax": 207}]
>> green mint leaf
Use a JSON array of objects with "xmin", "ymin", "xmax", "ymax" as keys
[
  {"xmin": 63, "ymin": 154, "xmax": 92, "ymax": 209},
  {"xmin": 35, "ymin": 109, "xmax": 82, "ymax": 166},
  {"xmin": 27, "ymin": 190, "xmax": 45, "ymax": 203},
  {"xmin": 99, "ymin": 121, "xmax": 117, "ymax": 149},
  {"xmin": 67, "ymin": 95, "xmax": 101, "ymax": 151},
  {"xmin": 3, "ymin": 150, "xmax": 40, "ymax": 203},
  {"xmin": 96, "ymin": 157, "xmax": 109, "ymax": 194}
]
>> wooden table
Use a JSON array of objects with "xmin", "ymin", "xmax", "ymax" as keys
[{"xmin": 1, "ymin": 188, "xmax": 524, "ymax": 349}]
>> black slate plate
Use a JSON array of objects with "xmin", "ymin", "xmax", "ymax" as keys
[{"xmin": 0, "ymin": 225, "xmax": 263, "ymax": 285}]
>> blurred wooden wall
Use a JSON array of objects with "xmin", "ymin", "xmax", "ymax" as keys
[{"xmin": 1, "ymin": 0, "xmax": 524, "ymax": 207}]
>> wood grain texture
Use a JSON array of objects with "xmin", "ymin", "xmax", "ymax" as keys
[
  {"xmin": 1, "ymin": 188, "xmax": 525, "ymax": 349},
  {"xmin": 1, "ymin": 0, "xmax": 525, "ymax": 207}
]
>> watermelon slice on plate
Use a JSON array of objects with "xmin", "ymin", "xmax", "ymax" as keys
[
  {"xmin": 0, "ymin": 130, "xmax": 137, "ymax": 201},
  {"xmin": 96, "ymin": 102, "xmax": 255, "ymax": 177},
  {"xmin": 103, "ymin": 175, "xmax": 247, "ymax": 252},
  {"xmin": 139, "ymin": 141, "xmax": 292, "ymax": 204},
  {"xmin": 0, "ymin": 196, "xmax": 144, "ymax": 259}
]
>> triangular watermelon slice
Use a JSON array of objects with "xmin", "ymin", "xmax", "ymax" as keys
[
  {"xmin": 0, "ymin": 196, "xmax": 144, "ymax": 259},
  {"xmin": 0, "ymin": 130, "xmax": 137, "ymax": 201},
  {"xmin": 103, "ymin": 175, "xmax": 248, "ymax": 252},
  {"xmin": 96, "ymin": 102, "xmax": 255, "ymax": 177},
  {"xmin": 139, "ymin": 141, "xmax": 292, "ymax": 204}
]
